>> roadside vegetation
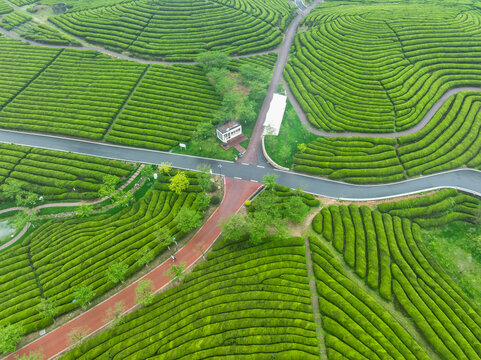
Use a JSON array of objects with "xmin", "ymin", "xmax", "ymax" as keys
[
  {"xmin": 56, "ymin": 185, "xmax": 481, "ymax": 360},
  {"xmin": 0, "ymin": 164, "xmax": 222, "ymax": 354}
]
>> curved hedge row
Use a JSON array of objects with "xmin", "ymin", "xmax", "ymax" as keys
[
  {"xmin": 286, "ymin": 2, "xmax": 481, "ymax": 133},
  {"xmin": 21, "ymin": 24, "xmax": 81, "ymax": 46},
  {"xmin": 50, "ymin": 0, "xmax": 292, "ymax": 61},
  {"xmin": 61, "ymin": 237, "xmax": 320, "ymax": 359},
  {"xmin": 0, "ymin": 11, "xmax": 30, "ymax": 30},
  {"xmin": 0, "ymin": 173, "xmax": 205, "ymax": 338},
  {"xmin": 0, "ymin": 0, "xmax": 12, "ymax": 15},
  {"xmin": 294, "ymin": 92, "xmax": 481, "ymax": 183},
  {"xmin": 309, "ymin": 236, "xmax": 430, "ymax": 360},
  {"xmin": 312, "ymin": 191, "xmax": 481, "ymax": 359},
  {"xmin": 0, "ymin": 143, "xmax": 135, "ymax": 203}
]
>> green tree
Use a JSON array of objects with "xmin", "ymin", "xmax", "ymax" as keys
[
  {"xmin": 221, "ymin": 214, "xmax": 249, "ymax": 242},
  {"xmin": 15, "ymin": 191, "xmax": 38, "ymax": 207},
  {"xmin": 176, "ymin": 207, "xmax": 202, "ymax": 234},
  {"xmin": 140, "ymin": 165, "xmax": 155, "ymax": 180},
  {"xmin": 113, "ymin": 190, "xmax": 134, "ymax": 208},
  {"xmin": 196, "ymin": 51, "xmax": 229, "ymax": 73},
  {"xmin": 106, "ymin": 301, "xmax": 125, "ymax": 327},
  {"xmin": 169, "ymin": 172, "xmax": 189, "ymax": 195},
  {"xmin": 135, "ymin": 279, "xmax": 154, "ymax": 307},
  {"xmin": 67, "ymin": 327, "xmax": 89, "ymax": 346},
  {"xmin": 73, "ymin": 285, "xmax": 95, "ymax": 310},
  {"xmin": 9, "ymin": 210, "xmax": 36, "ymax": 230},
  {"xmin": 166, "ymin": 262, "xmax": 187, "ymax": 282},
  {"xmin": 106, "ymin": 261, "xmax": 128, "ymax": 284},
  {"xmin": 98, "ymin": 174, "xmax": 120, "ymax": 198},
  {"xmin": 239, "ymin": 63, "xmax": 271, "ymax": 102},
  {"xmin": 0, "ymin": 323, "xmax": 23, "ymax": 354},
  {"xmin": 158, "ymin": 162, "xmax": 172, "ymax": 176},
  {"xmin": 76, "ymin": 202, "xmax": 93, "ymax": 218},
  {"xmin": 283, "ymin": 196, "xmax": 309, "ymax": 224},
  {"xmin": 37, "ymin": 298, "xmax": 57, "ymax": 323},
  {"xmin": 262, "ymin": 173, "xmax": 277, "ymax": 191},
  {"xmin": 192, "ymin": 122, "xmax": 215, "ymax": 142},
  {"xmin": 196, "ymin": 192, "xmax": 211, "ymax": 212},
  {"xmin": 1, "ymin": 179, "xmax": 22, "ymax": 201},
  {"xmin": 136, "ymin": 247, "xmax": 155, "ymax": 267}
]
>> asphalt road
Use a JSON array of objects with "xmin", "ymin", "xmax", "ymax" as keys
[{"xmin": 1, "ymin": 129, "xmax": 480, "ymax": 200}]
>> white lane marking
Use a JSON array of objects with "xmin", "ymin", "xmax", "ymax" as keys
[
  {"xmin": 241, "ymin": 163, "xmax": 249, "ymax": 166},
  {"xmin": 251, "ymin": 180, "xmax": 259, "ymax": 183},
  {"xmin": 257, "ymin": 165, "xmax": 265, "ymax": 168},
  {"xmin": 234, "ymin": 177, "xmax": 242, "ymax": 180}
]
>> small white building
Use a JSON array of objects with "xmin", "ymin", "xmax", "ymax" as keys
[{"xmin": 216, "ymin": 121, "xmax": 242, "ymax": 143}]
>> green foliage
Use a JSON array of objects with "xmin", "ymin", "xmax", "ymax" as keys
[
  {"xmin": 98, "ymin": 174, "xmax": 120, "ymax": 198},
  {"xmin": 0, "ymin": 173, "xmax": 204, "ymax": 338},
  {"xmin": 106, "ymin": 262, "xmax": 128, "ymax": 284},
  {"xmin": 76, "ymin": 202, "xmax": 93, "ymax": 218},
  {"xmin": 0, "ymin": 323, "xmax": 23, "ymax": 354},
  {"xmin": 166, "ymin": 262, "xmax": 187, "ymax": 282},
  {"xmin": 73, "ymin": 285, "xmax": 95, "ymax": 310},
  {"xmin": 262, "ymin": 173, "xmax": 277, "ymax": 191},
  {"xmin": 135, "ymin": 279, "xmax": 154, "ymax": 307},
  {"xmin": 196, "ymin": 51, "xmax": 229, "ymax": 73},
  {"xmin": 175, "ymin": 207, "xmax": 202, "ymax": 234},
  {"xmin": 140, "ymin": 165, "xmax": 155, "ymax": 180},
  {"xmin": 36, "ymin": 298, "xmax": 57, "ymax": 322},
  {"xmin": 60, "ymin": 237, "xmax": 318, "ymax": 359},
  {"xmin": 169, "ymin": 172, "xmax": 190, "ymax": 195},
  {"xmin": 14, "ymin": 351, "xmax": 43, "ymax": 360}
]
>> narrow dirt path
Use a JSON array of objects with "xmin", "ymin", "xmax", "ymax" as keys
[
  {"xmin": 0, "ymin": 164, "xmax": 144, "ymax": 251},
  {"xmin": 304, "ymin": 237, "xmax": 328, "ymax": 360},
  {"xmin": 4, "ymin": 177, "xmax": 261, "ymax": 360},
  {"xmin": 240, "ymin": 0, "xmax": 323, "ymax": 165}
]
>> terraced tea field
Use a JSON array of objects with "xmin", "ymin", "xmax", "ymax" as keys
[
  {"xmin": 61, "ymin": 237, "xmax": 320, "ymax": 359},
  {"xmin": 294, "ymin": 91, "xmax": 481, "ymax": 183},
  {"xmin": 49, "ymin": 0, "xmax": 293, "ymax": 61},
  {"xmin": 285, "ymin": 2, "xmax": 481, "ymax": 133},
  {"xmin": 0, "ymin": 143, "xmax": 135, "ymax": 204},
  {"xmin": 312, "ymin": 191, "xmax": 481, "ymax": 359},
  {"xmin": 58, "ymin": 189, "xmax": 481, "ymax": 360},
  {"xmin": 0, "ymin": 173, "xmax": 205, "ymax": 336}
]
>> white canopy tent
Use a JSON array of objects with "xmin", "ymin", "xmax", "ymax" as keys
[{"xmin": 263, "ymin": 93, "xmax": 287, "ymax": 136}]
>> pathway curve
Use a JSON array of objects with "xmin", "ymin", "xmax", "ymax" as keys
[
  {"xmin": 0, "ymin": 129, "xmax": 480, "ymax": 200},
  {"xmin": 4, "ymin": 177, "xmax": 261, "ymax": 360},
  {"xmin": 286, "ymin": 85, "xmax": 481, "ymax": 138},
  {"xmin": 0, "ymin": 164, "xmax": 144, "ymax": 251},
  {"xmin": 0, "ymin": 26, "xmax": 279, "ymax": 65},
  {"xmin": 240, "ymin": 0, "xmax": 323, "ymax": 164}
]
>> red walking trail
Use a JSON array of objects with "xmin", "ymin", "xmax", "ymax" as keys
[{"xmin": 6, "ymin": 177, "xmax": 261, "ymax": 360}]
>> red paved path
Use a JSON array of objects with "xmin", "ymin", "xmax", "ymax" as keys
[{"xmin": 5, "ymin": 177, "xmax": 261, "ymax": 360}]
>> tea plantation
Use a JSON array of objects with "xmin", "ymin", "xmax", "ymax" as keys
[
  {"xmin": 0, "ymin": 172, "xmax": 205, "ymax": 336},
  {"xmin": 293, "ymin": 91, "xmax": 481, "ymax": 183},
  {"xmin": 49, "ymin": 0, "xmax": 293, "ymax": 61},
  {"xmin": 285, "ymin": 2, "xmax": 481, "ymax": 133},
  {"xmin": 59, "ymin": 189, "xmax": 481, "ymax": 359},
  {"xmin": 0, "ymin": 143, "xmax": 135, "ymax": 204},
  {"xmin": 312, "ymin": 190, "xmax": 481, "ymax": 359}
]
